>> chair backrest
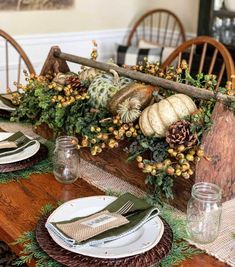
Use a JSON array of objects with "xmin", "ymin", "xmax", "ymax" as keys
[
  {"xmin": 0, "ymin": 29, "xmax": 35, "ymax": 92},
  {"xmin": 162, "ymin": 36, "xmax": 235, "ymax": 89},
  {"xmin": 127, "ymin": 9, "xmax": 186, "ymax": 47}
]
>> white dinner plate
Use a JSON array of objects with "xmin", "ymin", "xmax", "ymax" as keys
[
  {"xmin": 46, "ymin": 195, "xmax": 164, "ymax": 259},
  {"xmin": 0, "ymin": 99, "xmax": 16, "ymax": 111},
  {"xmin": 0, "ymin": 132, "xmax": 40, "ymax": 164}
]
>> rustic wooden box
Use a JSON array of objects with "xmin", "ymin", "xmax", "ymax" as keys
[
  {"xmin": 36, "ymin": 46, "xmax": 235, "ymax": 212},
  {"xmin": 35, "ymin": 123, "xmax": 193, "ymax": 211}
]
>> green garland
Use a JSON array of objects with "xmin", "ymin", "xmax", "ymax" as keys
[
  {"xmin": 12, "ymin": 200, "xmax": 200, "ymax": 267},
  {"xmin": 13, "ymin": 204, "xmax": 62, "ymax": 267},
  {"xmin": 0, "ymin": 139, "xmax": 54, "ymax": 184}
]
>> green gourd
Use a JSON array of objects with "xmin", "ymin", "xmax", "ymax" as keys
[{"xmin": 87, "ymin": 70, "xmax": 132, "ymax": 108}]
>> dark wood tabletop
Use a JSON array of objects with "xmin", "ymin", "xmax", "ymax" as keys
[{"xmin": 0, "ymin": 173, "xmax": 229, "ymax": 267}]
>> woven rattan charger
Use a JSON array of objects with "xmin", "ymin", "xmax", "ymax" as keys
[
  {"xmin": 0, "ymin": 109, "xmax": 12, "ymax": 118},
  {"xmin": 0, "ymin": 143, "xmax": 48, "ymax": 173},
  {"xmin": 36, "ymin": 215, "xmax": 173, "ymax": 267}
]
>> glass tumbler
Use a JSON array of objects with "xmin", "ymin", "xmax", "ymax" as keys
[
  {"xmin": 53, "ymin": 136, "xmax": 80, "ymax": 184},
  {"xmin": 222, "ymin": 17, "xmax": 232, "ymax": 45},
  {"xmin": 187, "ymin": 182, "xmax": 222, "ymax": 244},
  {"xmin": 212, "ymin": 17, "xmax": 223, "ymax": 41}
]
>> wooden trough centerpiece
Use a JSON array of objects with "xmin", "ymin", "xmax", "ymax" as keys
[{"xmin": 37, "ymin": 46, "xmax": 235, "ymax": 211}]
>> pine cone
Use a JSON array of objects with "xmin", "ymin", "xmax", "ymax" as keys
[
  {"xmin": 66, "ymin": 76, "xmax": 81, "ymax": 89},
  {"xmin": 166, "ymin": 120, "xmax": 197, "ymax": 148}
]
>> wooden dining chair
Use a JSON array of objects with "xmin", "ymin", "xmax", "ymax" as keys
[
  {"xmin": 162, "ymin": 36, "xmax": 235, "ymax": 89},
  {"xmin": 162, "ymin": 35, "xmax": 235, "ymax": 201},
  {"xmin": 127, "ymin": 9, "xmax": 186, "ymax": 47},
  {"xmin": 0, "ymin": 29, "xmax": 35, "ymax": 92}
]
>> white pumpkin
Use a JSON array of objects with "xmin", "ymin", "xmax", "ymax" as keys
[
  {"xmin": 139, "ymin": 94, "xmax": 197, "ymax": 137},
  {"xmin": 139, "ymin": 106, "xmax": 155, "ymax": 136}
]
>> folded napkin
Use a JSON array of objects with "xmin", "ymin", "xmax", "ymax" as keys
[
  {"xmin": 0, "ymin": 93, "xmax": 18, "ymax": 108},
  {"xmin": 46, "ymin": 193, "xmax": 160, "ymax": 247},
  {"xmin": 0, "ymin": 131, "xmax": 37, "ymax": 158}
]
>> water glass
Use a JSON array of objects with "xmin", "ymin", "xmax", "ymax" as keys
[
  {"xmin": 53, "ymin": 136, "xmax": 80, "ymax": 184},
  {"xmin": 222, "ymin": 17, "xmax": 232, "ymax": 44},
  {"xmin": 214, "ymin": 0, "xmax": 224, "ymax": 10},
  {"xmin": 212, "ymin": 17, "xmax": 223, "ymax": 41},
  {"xmin": 187, "ymin": 182, "xmax": 222, "ymax": 244},
  {"xmin": 232, "ymin": 18, "xmax": 235, "ymax": 44}
]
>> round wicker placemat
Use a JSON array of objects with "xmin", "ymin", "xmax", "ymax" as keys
[
  {"xmin": 36, "ymin": 215, "xmax": 173, "ymax": 267},
  {"xmin": 0, "ymin": 109, "xmax": 12, "ymax": 118},
  {"xmin": 0, "ymin": 143, "xmax": 48, "ymax": 173}
]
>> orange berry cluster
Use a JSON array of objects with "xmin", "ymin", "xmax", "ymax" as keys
[
  {"xmin": 124, "ymin": 59, "xmax": 180, "ymax": 81},
  {"xmin": 226, "ymin": 80, "xmax": 235, "ymax": 96},
  {"xmin": 136, "ymin": 144, "xmax": 204, "ymax": 180},
  {"xmin": 79, "ymin": 115, "xmax": 141, "ymax": 156},
  {"xmin": 51, "ymin": 89, "xmax": 89, "ymax": 108}
]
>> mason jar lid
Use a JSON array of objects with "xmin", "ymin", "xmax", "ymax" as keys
[
  {"xmin": 192, "ymin": 182, "xmax": 222, "ymax": 202},
  {"xmin": 56, "ymin": 136, "xmax": 78, "ymax": 149}
]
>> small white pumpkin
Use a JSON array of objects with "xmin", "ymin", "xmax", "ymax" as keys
[
  {"xmin": 79, "ymin": 67, "xmax": 100, "ymax": 82},
  {"xmin": 139, "ymin": 94, "xmax": 197, "ymax": 137},
  {"xmin": 53, "ymin": 72, "xmax": 73, "ymax": 85}
]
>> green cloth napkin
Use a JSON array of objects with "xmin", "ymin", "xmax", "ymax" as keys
[
  {"xmin": 0, "ymin": 131, "xmax": 37, "ymax": 158},
  {"xmin": 46, "ymin": 193, "xmax": 159, "ymax": 246}
]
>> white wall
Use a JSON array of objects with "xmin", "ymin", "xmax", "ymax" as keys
[
  {"xmin": 0, "ymin": 0, "xmax": 199, "ymax": 36},
  {"xmin": 0, "ymin": 0, "xmax": 152, "ymax": 35},
  {"xmin": 148, "ymin": 0, "xmax": 200, "ymax": 34},
  {"xmin": 0, "ymin": 0, "xmax": 199, "ymax": 92}
]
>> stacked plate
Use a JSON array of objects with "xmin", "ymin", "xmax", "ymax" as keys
[
  {"xmin": 0, "ymin": 99, "xmax": 16, "ymax": 112},
  {"xmin": 0, "ymin": 132, "xmax": 42, "ymax": 172},
  {"xmin": 0, "ymin": 94, "xmax": 17, "ymax": 118},
  {"xmin": 46, "ymin": 196, "xmax": 167, "ymax": 261}
]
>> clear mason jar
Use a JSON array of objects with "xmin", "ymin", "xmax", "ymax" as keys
[
  {"xmin": 53, "ymin": 136, "xmax": 80, "ymax": 184},
  {"xmin": 186, "ymin": 182, "xmax": 222, "ymax": 244}
]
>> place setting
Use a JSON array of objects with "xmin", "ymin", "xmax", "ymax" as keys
[
  {"xmin": 0, "ymin": 131, "xmax": 48, "ymax": 173},
  {"xmin": 35, "ymin": 193, "xmax": 173, "ymax": 267}
]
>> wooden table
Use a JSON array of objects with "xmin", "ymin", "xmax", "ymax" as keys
[{"xmin": 0, "ymin": 173, "xmax": 228, "ymax": 267}]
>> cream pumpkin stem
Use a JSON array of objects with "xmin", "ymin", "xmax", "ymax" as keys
[
  {"xmin": 153, "ymin": 90, "xmax": 164, "ymax": 103},
  {"xmin": 109, "ymin": 69, "xmax": 120, "ymax": 85}
]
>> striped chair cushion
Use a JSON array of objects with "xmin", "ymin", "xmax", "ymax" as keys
[
  {"xmin": 138, "ymin": 40, "xmax": 175, "ymax": 64},
  {"xmin": 115, "ymin": 44, "xmax": 162, "ymax": 66}
]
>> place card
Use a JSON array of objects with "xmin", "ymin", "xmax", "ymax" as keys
[{"xmin": 55, "ymin": 210, "xmax": 129, "ymax": 243}]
